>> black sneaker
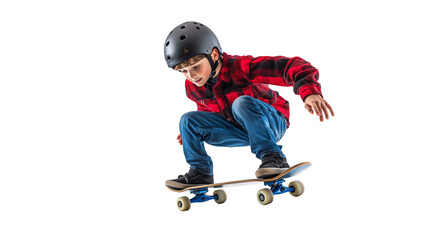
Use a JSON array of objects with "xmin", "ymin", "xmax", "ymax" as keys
[
  {"xmin": 165, "ymin": 168, "xmax": 214, "ymax": 190},
  {"xmin": 255, "ymin": 152, "xmax": 290, "ymax": 178}
]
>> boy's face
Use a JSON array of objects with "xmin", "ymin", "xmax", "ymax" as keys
[{"xmin": 177, "ymin": 57, "xmax": 212, "ymax": 87}]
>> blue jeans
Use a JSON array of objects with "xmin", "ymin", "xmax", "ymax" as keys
[{"xmin": 179, "ymin": 95, "xmax": 287, "ymax": 175}]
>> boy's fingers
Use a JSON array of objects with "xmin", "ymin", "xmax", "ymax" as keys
[
  {"xmin": 318, "ymin": 108, "xmax": 324, "ymax": 122},
  {"xmin": 305, "ymin": 104, "xmax": 313, "ymax": 114},
  {"xmin": 314, "ymin": 101, "xmax": 326, "ymax": 121},
  {"xmin": 326, "ymin": 102, "xmax": 335, "ymax": 116},
  {"xmin": 313, "ymin": 102, "xmax": 321, "ymax": 116},
  {"xmin": 306, "ymin": 99, "xmax": 335, "ymax": 121},
  {"xmin": 321, "ymin": 103, "xmax": 329, "ymax": 120}
]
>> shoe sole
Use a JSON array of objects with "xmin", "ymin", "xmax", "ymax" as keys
[
  {"xmin": 165, "ymin": 179, "xmax": 209, "ymax": 190},
  {"xmin": 255, "ymin": 167, "xmax": 289, "ymax": 178}
]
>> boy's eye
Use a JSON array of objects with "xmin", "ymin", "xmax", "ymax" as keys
[{"xmin": 193, "ymin": 65, "xmax": 200, "ymax": 70}]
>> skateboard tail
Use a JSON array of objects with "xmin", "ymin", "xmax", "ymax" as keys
[{"xmin": 277, "ymin": 162, "xmax": 311, "ymax": 179}]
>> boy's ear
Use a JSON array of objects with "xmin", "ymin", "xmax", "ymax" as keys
[{"xmin": 210, "ymin": 48, "xmax": 219, "ymax": 62}]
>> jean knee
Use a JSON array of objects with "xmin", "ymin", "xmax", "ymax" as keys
[
  {"xmin": 180, "ymin": 111, "xmax": 198, "ymax": 128},
  {"xmin": 232, "ymin": 95, "xmax": 254, "ymax": 114}
]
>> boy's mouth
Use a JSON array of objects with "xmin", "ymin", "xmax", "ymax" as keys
[{"xmin": 193, "ymin": 78, "xmax": 202, "ymax": 83}]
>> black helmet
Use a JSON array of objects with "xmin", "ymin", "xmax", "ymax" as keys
[{"xmin": 164, "ymin": 21, "xmax": 222, "ymax": 69}]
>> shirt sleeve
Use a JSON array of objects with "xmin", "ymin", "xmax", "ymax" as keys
[{"xmin": 246, "ymin": 55, "xmax": 323, "ymax": 101}]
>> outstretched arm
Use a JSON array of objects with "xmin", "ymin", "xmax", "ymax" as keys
[{"xmin": 247, "ymin": 56, "xmax": 322, "ymax": 100}]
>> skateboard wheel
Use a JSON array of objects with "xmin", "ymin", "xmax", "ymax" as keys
[
  {"xmin": 257, "ymin": 188, "xmax": 274, "ymax": 205},
  {"xmin": 177, "ymin": 196, "xmax": 191, "ymax": 211},
  {"xmin": 213, "ymin": 189, "xmax": 227, "ymax": 204},
  {"xmin": 288, "ymin": 181, "xmax": 304, "ymax": 197}
]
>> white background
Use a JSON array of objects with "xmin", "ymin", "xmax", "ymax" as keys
[{"xmin": 1, "ymin": 0, "xmax": 428, "ymax": 239}]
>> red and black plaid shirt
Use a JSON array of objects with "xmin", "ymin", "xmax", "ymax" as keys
[{"xmin": 185, "ymin": 52, "xmax": 322, "ymax": 126}]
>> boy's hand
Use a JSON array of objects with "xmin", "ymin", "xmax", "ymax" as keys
[
  {"xmin": 304, "ymin": 94, "xmax": 335, "ymax": 122},
  {"xmin": 177, "ymin": 134, "xmax": 183, "ymax": 145}
]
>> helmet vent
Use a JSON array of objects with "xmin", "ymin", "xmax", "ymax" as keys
[
  {"xmin": 180, "ymin": 35, "xmax": 187, "ymax": 40},
  {"xmin": 167, "ymin": 56, "xmax": 171, "ymax": 61},
  {"xmin": 196, "ymin": 26, "xmax": 200, "ymax": 30},
  {"xmin": 165, "ymin": 41, "xmax": 170, "ymax": 46},
  {"xmin": 180, "ymin": 25, "xmax": 187, "ymax": 29}
]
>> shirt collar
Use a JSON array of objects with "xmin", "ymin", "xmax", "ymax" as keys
[{"xmin": 206, "ymin": 76, "xmax": 218, "ymax": 86}]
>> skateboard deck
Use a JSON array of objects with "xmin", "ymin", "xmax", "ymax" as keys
[{"xmin": 167, "ymin": 162, "xmax": 311, "ymax": 211}]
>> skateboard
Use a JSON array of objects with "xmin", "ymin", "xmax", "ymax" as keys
[{"xmin": 167, "ymin": 162, "xmax": 311, "ymax": 211}]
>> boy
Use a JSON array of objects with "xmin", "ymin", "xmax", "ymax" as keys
[{"xmin": 164, "ymin": 21, "xmax": 334, "ymax": 190}]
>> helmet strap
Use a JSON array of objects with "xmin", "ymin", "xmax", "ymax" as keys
[{"xmin": 206, "ymin": 51, "xmax": 223, "ymax": 79}]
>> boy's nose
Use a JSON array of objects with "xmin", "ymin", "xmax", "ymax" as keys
[{"xmin": 187, "ymin": 71, "xmax": 196, "ymax": 80}]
